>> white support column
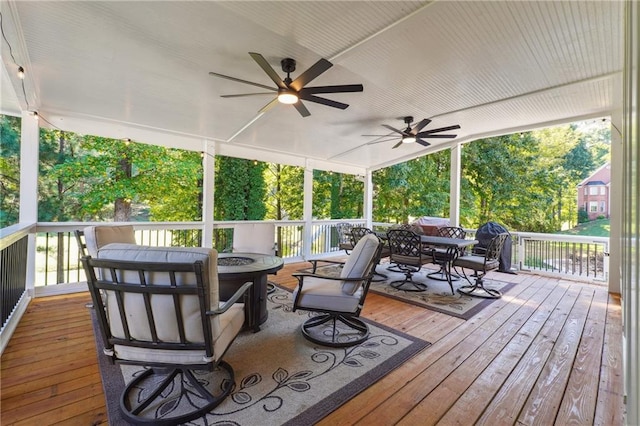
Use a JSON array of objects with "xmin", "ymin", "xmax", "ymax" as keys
[
  {"xmin": 303, "ymin": 163, "xmax": 314, "ymax": 260},
  {"xmin": 19, "ymin": 111, "xmax": 39, "ymax": 294},
  {"xmin": 364, "ymin": 170, "xmax": 373, "ymax": 229},
  {"xmin": 608, "ymin": 81, "xmax": 623, "ymax": 294},
  {"xmin": 201, "ymin": 140, "xmax": 216, "ymax": 248},
  {"xmin": 449, "ymin": 143, "xmax": 462, "ymax": 226}
]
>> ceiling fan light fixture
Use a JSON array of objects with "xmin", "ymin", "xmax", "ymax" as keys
[
  {"xmin": 402, "ymin": 135, "xmax": 416, "ymax": 144},
  {"xmin": 277, "ymin": 89, "xmax": 298, "ymax": 104}
]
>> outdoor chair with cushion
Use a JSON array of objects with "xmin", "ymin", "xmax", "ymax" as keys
[
  {"xmin": 386, "ymin": 229, "xmax": 433, "ymax": 292},
  {"xmin": 82, "ymin": 244, "xmax": 250, "ymax": 425},
  {"xmin": 232, "ymin": 222, "xmax": 278, "ymax": 294},
  {"xmin": 453, "ymin": 232, "xmax": 509, "ymax": 299},
  {"xmin": 80, "ymin": 224, "xmax": 137, "ymax": 258},
  {"xmin": 292, "ymin": 233, "xmax": 382, "ymax": 347},
  {"xmin": 351, "ymin": 226, "xmax": 390, "ymax": 281},
  {"xmin": 427, "ymin": 226, "xmax": 467, "ymax": 282}
]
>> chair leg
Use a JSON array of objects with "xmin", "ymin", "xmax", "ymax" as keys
[
  {"xmin": 120, "ymin": 361, "xmax": 234, "ymax": 425},
  {"xmin": 457, "ymin": 270, "xmax": 501, "ymax": 299},
  {"xmin": 301, "ymin": 313, "xmax": 370, "ymax": 347}
]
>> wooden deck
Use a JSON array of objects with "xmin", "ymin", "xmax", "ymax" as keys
[{"xmin": 1, "ymin": 260, "xmax": 625, "ymax": 425}]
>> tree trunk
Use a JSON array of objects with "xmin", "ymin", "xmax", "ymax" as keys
[{"xmin": 114, "ymin": 157, "xmax": 132, "ymax": 221}]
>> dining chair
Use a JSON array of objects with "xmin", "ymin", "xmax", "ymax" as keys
[
  {"xmin": 386, "ymin": 229, "xmax": 433, "ymax": 292},
  {"xmin": 453, "ymin": 232, "xmax": 509, "ymax": 299},
  {"xmin": 427, "ymin": 226, "xmax": 467, "ymax": 283}
]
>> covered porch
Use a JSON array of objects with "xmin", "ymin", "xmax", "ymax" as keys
[{"xmin": 1, "ymin": 1, "xmax": 638, "ymax": 424}]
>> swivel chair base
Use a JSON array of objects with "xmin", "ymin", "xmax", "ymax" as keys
[
  {"xmin": 301, "ymin": 313, "xmax": 369, "ymax": 347},
  {"xmin": 457, "ymin": 277, "xmax": 501, "ymax": 299},
  {"xmin": 120, "ymin": 361, "xmax": 234, "ymax": 425}
]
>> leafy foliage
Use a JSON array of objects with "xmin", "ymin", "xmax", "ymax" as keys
[
  {"xmin": 215, "ymin": 156, "xmax": 266, "ymax": 220},
  {"xmin": 313, "ymin": 170, "xmax": 363, "ymax": 219},
  {"xmin": 0, "ymin": 115, "xmax": 21, "ymax": 227}
]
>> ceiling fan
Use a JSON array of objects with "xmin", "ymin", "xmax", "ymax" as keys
[
  {"xmin": 209, "ymin": 52, "xmax": 363, "ymax": 117},
  {"xmin": 365, "ymin": 116, "xmax": 460, "ymax": 149}
]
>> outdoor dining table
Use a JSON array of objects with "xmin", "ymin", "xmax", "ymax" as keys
[{"xmin": 420, "ymin": 235, "xmax": 477, "ymax": 294}]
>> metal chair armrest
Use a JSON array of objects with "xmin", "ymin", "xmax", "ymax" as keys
[{"xmin": 207, "ymin": 282, "xmax": 253, "ymax": 315}]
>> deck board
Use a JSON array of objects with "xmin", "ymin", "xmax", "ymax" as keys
[{"xmin": 0, "ymin": 260, "xmax": 624, "ymax": 425}]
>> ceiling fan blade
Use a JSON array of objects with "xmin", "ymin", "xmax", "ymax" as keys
[
  {"xmin": 299, "ymin": 84, "xmax": 364, "ymax": 95},
  {"xmin": 249, "ymin": 52, "xmax": 287, "ymax": 89},
  {"xmin": 391, "ymin": 140, "xmax": 404, "ymax": 149},
  {"xmin": 209, "ymin": 72, "xmax": 276, "ymax": 91},
  {"xmin": 382, "ymin": 124, "xmax": 409, "ymax": 136},
  {"xmin": 420, "ymin": 134, "xmax": 458, "ymax": 139},
  {"xmin": 411, "ymin": 118, "xmax": 432, "ymax": 134},
  {"xmin": 416, "ymin": 138, "xmax": 432, "ymax": 147},
  {"xmin": 299, "ymin": 93, "xmax": 349, "ymax": 109},
  {"xmin": 221, "ymin": 92, "xmax": 275, "ymax": 98},
  {"xmin": 293, "ymin": 101, "xmax": 311, "ymax": 117},
  {"xmin": 289, "ymin": 58, "xmax": 332, "ymax": 91},
  {"xmin": 417, "ymin": 124, "xmax": 461, "ymax": 136},
  {"xmin": 258, "ymin": 97, "xmax": 279, "ymax": 114}
]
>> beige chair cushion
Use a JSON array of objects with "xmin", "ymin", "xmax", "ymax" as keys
[
  {"xmin": 340, "ymin": 233, "xmax": 379, "ymax": 295},
  {"xmin": 232, "ymin": 223, "xmax": 276, "ymax": 254},
  {"xmin": 84, "ymin": 225, "xmax": 136, "ymax": 258},
  {"xmin": 293, "ymin": 276, "xmax": 362, "ymax": 313},
  {"xmin": 96, "ymin": 243, "xmax": 243, "ymax": 363}
]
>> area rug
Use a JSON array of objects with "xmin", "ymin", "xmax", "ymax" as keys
[
  {"xmin": 91, "ymin": 287, "xmax": 429, "ymax": 425},
  {"xmin": 298, "ymin": 263, "xmax": 516, "ymax": 320}
]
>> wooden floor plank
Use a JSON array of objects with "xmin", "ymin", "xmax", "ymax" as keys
[
  {"xmin": 474, "ymin": 284, "xmax": 583, "ymax": 425},
  {"xmin": 594, "ymin": 293, "xmax": 626, "ymax": 425},
  {"xmin": 0, "ymin": 261, "xmax": 624, "ymax": 426},
  {"xmin": 555, "ymin": 287, "xmax": 610, "ymax": 424},
  {"xmin": 516, "ymin": 287, "xmax": 596, "ymax": 425},
  {"xmin": 341, "ymin": 273, "xmax": 552, "ymax": 425},
  {"xmin": 397, "ymin": 278, "xmax": 561, "ymax": 425},
  {"xmin": 434, "ymin": 283, "xmax": 570, "ymax": 426}
]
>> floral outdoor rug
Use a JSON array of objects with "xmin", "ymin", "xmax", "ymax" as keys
[
  {"xmin": 91, "ymin": 287, "xmax": 429, "ymax": 425},
  {"xmin": 298, "ymin": 262, "xmax": 516, "ymax": 320}
]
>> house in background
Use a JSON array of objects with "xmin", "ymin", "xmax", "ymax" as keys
[{"xmin": 577, "ymin": 163, "xmax": 611, "ymax": 221}]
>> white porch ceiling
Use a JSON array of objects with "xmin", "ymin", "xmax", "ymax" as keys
[{"xmin": 0, "ymin": 1, "xmax": 623, "ymax": 173}]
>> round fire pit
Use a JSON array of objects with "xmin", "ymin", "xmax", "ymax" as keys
[{"xmin": 217, "ymin": 256, "xmax": 255, "ymax": 267}]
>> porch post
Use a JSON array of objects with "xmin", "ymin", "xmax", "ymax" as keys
[
  {"xmin": 364, "ymin": 170, "xmax": 373, "ymax": 229},
  {"xmin": 449, "ymin": 143, "xmax": 462, "ymax": 227},
  {"xmin": 201, "ymin": 140, "xmax": 215, "ymax": 248},
  {"xmin": 19, "ymin": 111, "xmax": 39, "ymax": 294},
  {"xmin": 303, "ymin": 163, "xmax": 313, "ymax": 259}
]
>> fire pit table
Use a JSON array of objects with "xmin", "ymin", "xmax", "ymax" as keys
[{"xmin": 217, "ymin": 252, "xmax": 284, "ymax": 332}]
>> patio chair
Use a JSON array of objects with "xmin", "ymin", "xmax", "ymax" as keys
[
  {"xmin": 351, "ymin": 226, "xmax": 390, "ymax": 281},
  {"xmin": 82, "ymin": 244, "xmax": 250, "ymax": 425},
  {"xmin": 453, "ymin": 232, "xmax": 509, "ymax": 299},
  {"xmin": 232, "ymin": 222, "xmax": 278, "ymax": 294},
  {"xmin": 427, "ymin": 226, "xmax": 467, "ymax": 284},
  {"xmin": 386, "ymin": 229, "xmax": 433, "ymax": 292},
  {"xmin": 292, "ymin": 233, "xmax": 382, "ymax": 347},
  {"xmin": 80, "ymin": 225, "xmax": 137, "ymax": 257},
  {"xmin": 336, "ymin": 222, "xmax": 355, "ymax": 254}
]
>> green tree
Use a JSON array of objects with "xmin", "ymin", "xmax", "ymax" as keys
[
  {"xmin": 0, "ymin": 115, "xmax": 21, "ymax": 228},
  {"xmin": 264, "ymin": 163, "xmax": 304, "ymax": 220},
  {"xmin": 214, "ymin": 156, "xmax": 266, "ymax": 220},
  {"xmin": 48, "ymin": 136, "xmax": 201, "ymax": 222},
  {"xmin": 373, "ymin": 150, "xmax": 450, "ymax": 223},
  {"xmin": 313, "ymin": 170, "xmax": 363, "ymax": 219}
]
